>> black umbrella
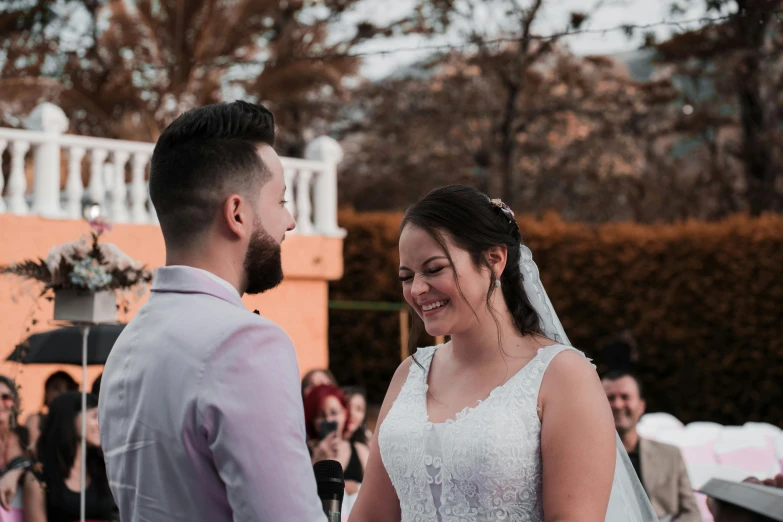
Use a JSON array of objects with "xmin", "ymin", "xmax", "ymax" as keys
[{"xmin": 8, "ymin": 324, "xmax": 126, "ymax": 365}]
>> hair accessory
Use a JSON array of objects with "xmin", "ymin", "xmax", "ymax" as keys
[{"xmin": 489, "ymin": 198, "xmax": 518, "ymax": 230}]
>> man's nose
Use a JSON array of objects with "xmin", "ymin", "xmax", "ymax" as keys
[{"xmin": 286, "ymin": 210, "xmax": 296, "ymax": 232}]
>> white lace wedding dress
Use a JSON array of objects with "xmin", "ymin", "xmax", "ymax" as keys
[
  {"xmin": 377, "ymin": 243, "xmax": 657, "ymax": 522},
  {"xmin": 379, "ymin": 343, "xmax": 577, "ymax": 521}
]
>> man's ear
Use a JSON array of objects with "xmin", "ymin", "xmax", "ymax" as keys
[{"xmin": 222, "ymin": 194, "xmax": 250, "ymax": 239}]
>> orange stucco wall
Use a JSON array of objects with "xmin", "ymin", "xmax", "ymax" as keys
[{"xmin": 0, "ymin": 215, "xmax": 342, "ymax": 422}]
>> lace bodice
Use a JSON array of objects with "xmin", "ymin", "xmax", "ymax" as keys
[{"xmin": 379, "ymin": 343, "xmax": 582, "ymax": 522}]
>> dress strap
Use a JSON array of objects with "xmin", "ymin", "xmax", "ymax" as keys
[
  {"xmin": 411, "ymin": 345, "xmax": 439, "ymax": 377},
  {"xmin": 396, "ymin": 345, "xmax": 439, "ymax": 399},
  {"xmin": 530, "ymin": 344, "xmax": 595, "ymax": 395}
]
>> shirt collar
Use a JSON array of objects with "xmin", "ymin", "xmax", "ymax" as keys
[{"xmin": 182, "ymin": 267, "xmax": 241, "ymax": 298}]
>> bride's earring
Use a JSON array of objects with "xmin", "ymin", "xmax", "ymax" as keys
[{"xmin": 495, "ymin": 279, "xmax": 501, "ymax": 288}]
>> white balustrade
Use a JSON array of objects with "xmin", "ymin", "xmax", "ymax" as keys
[
  {"xmin": 295, "ymin": 168, "xmax": 314, "ymax": 235},
  {"xmin": 103, "ymin": 162, "xmax": 115, "ymax": 192},
  {"xmin": 7, "ymin": 139, "xmax": 30, "ymax": 214},
  {"xmin": 110, "ymin": 151, "xmax": 130, "ymax": 222},
  {"xmin": 130, "ymin": 152, "xmax": 150, "ymax": 223},
  {"xmin": 65, "ymin": 147, "xmax": 86, "ymax": 219},
  {"xmin": 305, "ymin": 136, "xmax": 346, "ymax": 238},
  {"xmin": 0, "ymin": 103, "xmax": 344, "ymax": 234},
  {"xmin": 27, "ymin": 103, "xmax": 68, "ymax": 217},
  {"xmin": 88, "ymin": 148, "xmax": 108, "ymax": 208}
]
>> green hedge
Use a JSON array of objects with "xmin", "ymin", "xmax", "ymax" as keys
[{"xmin": 328, "ymin": 210, "xmax": 783, "ymax": 426}]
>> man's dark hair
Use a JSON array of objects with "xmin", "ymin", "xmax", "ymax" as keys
[
  {"xmin": 602, "ymin": 370, "xmax": 644, "ymax": 399},
  {"xmin": 149, "ymin": 101, "xmax": 276, "ymax": 247}
]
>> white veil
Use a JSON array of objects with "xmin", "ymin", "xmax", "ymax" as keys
[{"xmin": 519, "ymin": 244, "xmax": 658, "ymax": 522}]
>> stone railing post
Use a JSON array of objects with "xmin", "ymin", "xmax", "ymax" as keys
[
  {"xmin": 25, "ymin": 103, "xmax": 69, "ymax": 217},
  {"xmin": 305, "ymin": 136, "xmax": 346, "ymax": 238}
]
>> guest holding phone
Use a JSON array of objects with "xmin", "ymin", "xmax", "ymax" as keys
[{"xmin": 304, "ymin": 384, "xmax": 369, "ymax": 494}]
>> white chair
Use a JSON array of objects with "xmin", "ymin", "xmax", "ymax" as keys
[
  {"xmin": 685, "ymin": 422, "xmax": 724, "ymax": 441},
  {"xmin": 655, "ymin": 426, "xmax": 718, "ymax": 467},
  {"xmin": 686, "ymin": 462, "xmax": 750, "ymax": 490},
  {"xmin": 742, "ymin": 422, "xmax": 782, "ymax": 444},
  {"xmin": 713, "ymin": 427, "xmax": 779, "ymax": 478},
  {"xmin": 637, "ymin": 412, "xmax": 684, "ymax": 439},
  {"xmin": 657, "ymin": 425, "xmax": 720, "ymax": 447},
  {"xmin": 774, "ymin": 433, "xmax": 783, "ymax": 471}
]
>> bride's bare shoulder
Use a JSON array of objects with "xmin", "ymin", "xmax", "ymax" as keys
[
  {"xmin": 539, "ymin": 348, "xmax": 605, "ymax": 409},
  {"xmin": 391, "ymin": 356, "xmax": 414, "ymax": 386},
  {"xmin": 545, "ymin": 348, "xmax": 596, "ymax": 378}
]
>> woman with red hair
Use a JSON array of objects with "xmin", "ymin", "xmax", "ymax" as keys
[{"xmin": 305, "ymin": 384, "xmax": 369, "ymax": 494}]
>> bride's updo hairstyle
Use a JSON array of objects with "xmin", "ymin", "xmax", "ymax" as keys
[{"xmin": 401, "ymin": 185, "xmax": 542, "ymax": 356}]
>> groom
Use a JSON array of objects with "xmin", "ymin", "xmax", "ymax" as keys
[{"xmin": 99, "ymin": 102, "xmax": 325, "ymax": 521}]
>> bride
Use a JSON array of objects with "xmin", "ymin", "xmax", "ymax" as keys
[{"xmin": 348, "ymin": 185, "xmax": 656, "ymax": 522}]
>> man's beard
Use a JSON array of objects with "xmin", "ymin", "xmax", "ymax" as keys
[{"xmin": 243, "ymin": 226, "xmax": 283, "ymax": 295}]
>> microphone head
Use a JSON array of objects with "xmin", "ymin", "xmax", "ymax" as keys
[{"xmin": 313, "ymin": 459, "xmax": 345, "ymax": 501}]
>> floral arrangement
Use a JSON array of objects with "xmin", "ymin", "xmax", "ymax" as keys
[{"xmin": 1, "ymin": 217, "xmax": 153, "ymax": 293}]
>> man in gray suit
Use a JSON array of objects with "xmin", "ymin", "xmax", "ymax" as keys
[
  {"xmin": 98, "ymin": 102, "xmax": 325, "ymax": 521},
  {"xmin": 603, "ymin": 371, "xmax": 701, "ymax": 522}
]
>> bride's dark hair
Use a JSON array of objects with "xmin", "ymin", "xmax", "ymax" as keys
[{"xmin": 400, "ymin": 185, "xmax": 543, "ymax": 359}]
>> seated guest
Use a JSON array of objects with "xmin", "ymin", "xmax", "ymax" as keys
[
  {"xmin": 602, "ymin": 371, "xmax": 700, "ymax": 522},
  {"xmin": 25, "ymin": 372, "xmax": 78, "ymax": 451},
  {"xmin": 301, "ymin": 368, "xmax": 337, "ymax": 399},
  {"xmin": 342, "ymin": 386, "xmax": 372, "ymax": 445},
  {"xmin": 304, "ymin": 384, "xmax": 368, "ymax": 495},
  {"xmin": 21, "ymin": 392, "xmax": 118, "ymax": 522}
]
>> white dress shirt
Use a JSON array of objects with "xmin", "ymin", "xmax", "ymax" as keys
[{"xmin": 99, "ymin": 266, "xmax": 325, "ymax": 522}]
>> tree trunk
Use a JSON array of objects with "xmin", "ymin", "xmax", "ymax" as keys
[
  {"xmin": 498, "ymin": 80, "xmax": 520, "ymax": 205},
  {"xmin": 737, "ymin": 53, "xmax": 776, "ymax": 215},
  {"xmin": 734, "ymin": 1, "xmax": 778, "ymax": 215}
]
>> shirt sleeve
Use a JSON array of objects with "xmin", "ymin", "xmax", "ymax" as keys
[{"xmin": 199, "ymin": 321, "xmax": 325, "ymax": 522}]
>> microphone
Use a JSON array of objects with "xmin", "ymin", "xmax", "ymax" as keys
[{"xmin": 313, "ymin": 459, "xmax": 344, "ymax": 522}]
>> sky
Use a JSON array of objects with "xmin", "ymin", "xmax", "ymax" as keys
[{"xmin": 342, "ymin": 0, "xmax": 714, "ymax": 80}]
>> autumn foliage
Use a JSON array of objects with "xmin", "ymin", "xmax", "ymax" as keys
[{"xmin": 330, "ymin": 210, "xmax": 783, "ymax": 425}]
